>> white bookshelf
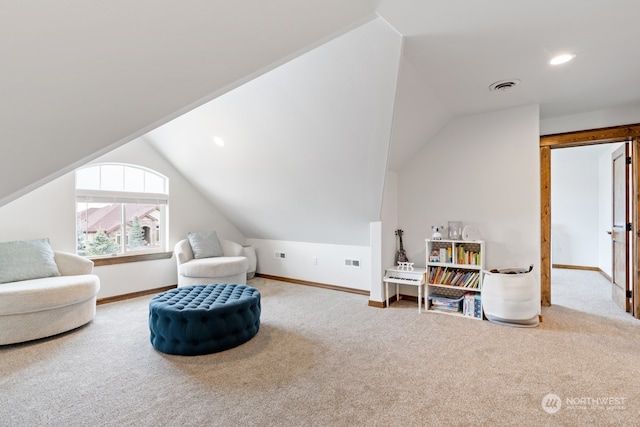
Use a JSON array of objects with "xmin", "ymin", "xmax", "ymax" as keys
[{"xmin": 425, "ymin": 239, "xmax": 485, "ymax": 320}]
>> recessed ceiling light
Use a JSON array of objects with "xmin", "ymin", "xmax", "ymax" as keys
[
  {"xmin": 212, "ymin": 136, "xmax": 225, "ymax": 147},
  {"xmin": 550, "ymin": 53, "xmax": 576, "ymax": 65}
]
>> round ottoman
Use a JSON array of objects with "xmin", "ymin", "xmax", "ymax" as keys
[{"xmin": 149, "ymin": 284, "xmax": 261, "ymax": 355}]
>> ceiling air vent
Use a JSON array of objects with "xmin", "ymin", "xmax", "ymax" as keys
[{"xmin": 489, "ymin": 79, "xmax": 521, "ymax": 92}]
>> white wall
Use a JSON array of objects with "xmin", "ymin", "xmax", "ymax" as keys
[
  {"xmin": 381, "ymin": 171, "xmax": 399, "ymax": 267},
  {"xmin": 398, "ymin": 104, "xmax": 541, "ymax": 278},
  {"xmin": 0, "ymin": 137, "xmax": 245, "ymax": 298},
  {"xmin": 551, "ymin": 145, "xmax": 604, "ymax": 267},
  {"xmin": 369, "ymin": 221, "xmax": 383, "ymax": 302},
  {"xmin": 386, "ymin": 57, "xmax": 451, "ymax": 172},
  {"xmin": 246, "ymin": 238, "xmax": 370, "ymax": 291},
  {"xmin": 540, "ymin": 102, "xmax": 640, "ymax": 135},
  {"xmin": 255, "ymin": 168, "xmax": 396, "ymax": 301},
  {"xmin": 376, "ymin": 170, "xmax": 399, "ymax": 301},
  {"xmin": 147, "ymin": 17, "xmax": 402, "ymax": 247}
]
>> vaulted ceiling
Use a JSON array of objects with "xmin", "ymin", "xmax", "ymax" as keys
[
  {"xmin": 3, "ymin": 1, "xmax": 640, "ymax": 245},
  {"xmin": 146, "ymin": 18, "xmax": 402, "ymax": 245},
  {"xmin": 0, "ymin": 0, "xmax": 378, "ymax": 207}
]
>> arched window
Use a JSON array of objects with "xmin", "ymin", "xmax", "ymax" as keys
[{"xmin": 75, "ymin": 163, "xmax": 168, "ymax": 258}]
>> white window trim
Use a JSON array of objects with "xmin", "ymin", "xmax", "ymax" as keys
[{"xmin": 75, "ymin": 163, "xmax": 169, "ymax": 259}]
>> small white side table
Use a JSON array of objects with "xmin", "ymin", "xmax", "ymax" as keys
[{"xmin": 383, "ymin": 266, "xmax": 427, "ymax": 313}]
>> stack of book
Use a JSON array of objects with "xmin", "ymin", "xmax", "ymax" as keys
[
  {"xmin": 463, "ymin": 292, "xmax": 482, "ymax": 319},
  {"xmin": 428, "ymin": 294, "xmax": 464, "ymax": 314}
]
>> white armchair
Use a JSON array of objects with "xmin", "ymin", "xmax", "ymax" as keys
[
  {"xmin": 0, "ymin": 246, "xmax": 100, "ymax": 345},
  {"xmin": 174, "ymin": 238, "xmax": 249, "ymax": 287}
]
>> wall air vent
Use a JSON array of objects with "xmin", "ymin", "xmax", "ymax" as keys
[{"xmin": 489, "ymin": 79, "xmax": 521, "ymax": 92}]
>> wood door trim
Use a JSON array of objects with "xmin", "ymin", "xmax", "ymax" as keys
[
  {"xmin": 540, "ymin": 123, "xmax": 640, "ymax": 313},
  {"xmin": 633, "ymin": 140, "xmax": 640, "ymax": 317},
  {"xmin": 541, "ymin": 124, "xmax": 640, "ymax": 147},
  {"xmin": 541, "ymin": 145, "xmax": 551, "ymax": 307}
]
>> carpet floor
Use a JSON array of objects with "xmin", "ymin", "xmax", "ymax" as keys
[{"xmin": 1, "ymin": 270, "xmax": 639, "ymax": 426}]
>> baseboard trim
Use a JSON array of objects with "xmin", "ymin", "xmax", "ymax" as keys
[
  {"xmin": 552, "ymin": 264, "xmax": 599, "ymax": 271},
  {"xmin": 598, "ymin": 270, "xmax": 612, "ymax": 282},
  {"xmin": 553, "ymin": 264, "xmax": 612, "ymax": 282},
  {"xmin": 255, "ymin": 273, "xmax": 370, "ymax": 296},
  {"xmin": 97, "ymin": 274, "xmax": 372, "ymax": 305},
  {"xmin": 97, "ymin": 285, "xmax": 176, "ymax": 305}
]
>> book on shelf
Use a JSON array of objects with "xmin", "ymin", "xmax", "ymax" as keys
[
  {"xmin": 428, "ymin": 293, "xmax": 464, "ymax": 312},
  {"xmin": 455, "ymin": 246, "xmax": 481, "ymax": 265},
  {"xmin": 439, "ymin": 248, "xmax": 447, "ymax": 263},
  {"xmin": 429, "ymin": 266, "xmax": 480, "ymax": 288},
  {"xmin": 431, "ymin": 300, "xmax": 460, "ymax": 309},
  {"xmin": 474, "ymin": 294, "xmax": 482, "ymax": 318},
  {"xmin": 428, "ymin": 293, "xmax": 465, "ymax": 303},
  {"xmin": 431, "ymin": 306, "xmax": 462, "ymax": 313},
  {"xmin": 463, "ymin": 292, "xmax": 482, "ymax": 318},
  {"xmin": 464, "ymin": 273, "xmax": 480, "ymax": 289},
  {"xmin": 463, "ymin": 293, "xmax": 473, "ymax": 317}
]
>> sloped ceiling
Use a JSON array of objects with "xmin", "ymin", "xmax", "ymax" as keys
[
  {"xmin": 387, "ymin": 57, "xmax": 451, "ymax": 172},
  {"xmin": 0, "ymin": 0, "xmax": 377, "ymax": 207},
  {"xmin": 146, "ymin": 18, "xmax": 403, "ymax": 245},
  {"xmin": 5, "ymin": 1, "xmax": 640, "ymax": 249}
]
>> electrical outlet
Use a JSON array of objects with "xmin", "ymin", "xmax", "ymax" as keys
[
  {"xmin": 312, "ymin": 257, "xmax": 318, "ymax": 265},
  {"xmin": 345, "ymin": 259, "xmax": 360, "ymax": 268},
  {"xmin": 274, "ymin": 252, "xmax": 286, "ymax": 259}
]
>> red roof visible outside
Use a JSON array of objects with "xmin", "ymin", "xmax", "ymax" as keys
[{"xmin": 77, "ymin": 204, "xmax": 159, "ymax": 233}]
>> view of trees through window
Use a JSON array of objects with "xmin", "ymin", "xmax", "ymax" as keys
[
  {"xmin": 76, "ymin": 203, "xmax": 162, "ymax": 256},
  {"xmin": 75, "ymin": 164, "xmax": 168, "ymax": 257}
]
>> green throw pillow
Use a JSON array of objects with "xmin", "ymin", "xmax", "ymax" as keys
[{"xmin": 0, "ymin": 238, "xmax": 61, "ymax": 284}]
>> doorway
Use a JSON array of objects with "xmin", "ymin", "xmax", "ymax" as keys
[
  {"xmin": 551, "ymin": 143, "xmax": 626, "ymax": 313},
  {"xmin": 540, "ymin": 124, "xmax": 640, "ymax": 319}
]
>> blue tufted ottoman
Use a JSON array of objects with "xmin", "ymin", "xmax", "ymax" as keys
[{"xmin": 149, "ymin": 284, "xmax": 261, "ymax": 355}]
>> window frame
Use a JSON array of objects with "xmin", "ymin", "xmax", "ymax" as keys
[{"xmin": 75, "ymin": 163, "xmax": 169, "ymax": 260}]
